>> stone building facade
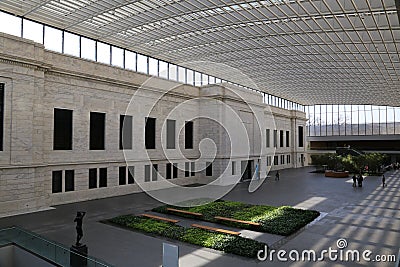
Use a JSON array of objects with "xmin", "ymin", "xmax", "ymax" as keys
[{"xmin": 0, "ymin": 33, "xmax": 307, "ymax": 216}]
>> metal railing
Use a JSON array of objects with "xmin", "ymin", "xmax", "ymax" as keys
[{"xmin": 0, "ymin": 226, "xmax": 113, "ymax": 267}]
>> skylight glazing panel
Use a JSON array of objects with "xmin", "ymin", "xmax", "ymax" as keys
[
  {"xmin": 64, "ymin": 31, "xmax": 80, "ymax": 57},
  {"xmin": 194, "ymin": 71, "xmax": 202, "ymax": 86},
  {"xmin": 186, "ymin": 69, "xmax": 194, "ymax": 85},
  {"xmin": 362, "ymin": 15, "xmax": 378, "ymax": 29},
  {"xmin": 0, "ymin": 12, "xmax": 21, "ymax": 37},
  {"xmin": 111, "ymin": 46, "xmax": 124, "ymax": 67},
  {"xmin": 0, "ymin": 0, "xmax": 396, "ymax": 105},
  {"xmin": 120, "ymin": 4, "xmax": 139, "ymax": 15},
  {"xmin": 148, "ymin": 57, "xmax": 158, "ymax": 76},
  {"xmin": 351, "ymin": 0, "xmax": 368, "ymax": 11},
  {"xmin": 202, "ymin": 74, "xmax": 209, "ymax": 86},
  {"xmin": 178, "ymin": 66, "xmax": 185, "ymax": 83},
  {"xmin": 137, "ymin": 54, "xmax": 148, "ymax": 74},
  {"xmin": 158, "ymin": 60, "xmax": 167, "ymax": 79},
  {"xmin": 381, "ymin": 29, "xmax": 396, "ymax": 43},
  {"xmin": 47, "ymin": 1, "xmax": 77, "ymax": 13},
  {"xmin": 142, "ymin": 0, "xmax": 158, "ymax": 9},
  {"xmin": 81, "ymin": 37, "xmax": 95, "ymax": 60},
  {"xmin": 41, "ymin": 3, "xmax": 71, "ymax": 17},
  {"xmin": 97, "ymin": 42, "xmax": 110, "ymax": 64},
  {"xmin": 44, "ymin": 26, "xmax": 62, "ymax": 53},
  {"xmin": 125, "ymin": 50, "xmax": 137, "ymax": 71},
  {"xmin": 323, "ymin": 0, "xmax": 344, "ymax": 13},
  {"xmin": 0, "ymin": 0, "xmax": 37, "ymax": 15},
  {"xmin": 96, "ymin": 13, "xmax": 117, "ymax": 24},
  {"xmin": 23, "ymin": 19, "xmax": 43, "ymax": 44},
  {"xmin": 374, "ymin": 13, "xmax": 390, "ymax": 28},
  {"xmin": 169, "ymin": 64, "xmax": 177, "ymax": 81}
]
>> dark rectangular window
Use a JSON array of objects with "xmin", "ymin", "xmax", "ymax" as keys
[
  {"xmin": 191, "ymin": 162, "xmax": 195, "ymax": 176},
  {"xmin": 286, "ymin": 131, "xmax": 290, "ymax": 147},
  {"xmin": 281, "ymin": 155, "xmax": 285, "ymax": 164},
  {"xmin": 166, "ymin": 119, "xmax": 176, "ymax": 149},
  {"xmin": 280, "ymin": 130, "xmax": 284, "ymax": 147},
  {"xmin": 52, "ymin": 171, "xmax": 62, "ymax": 193},
  {"xmin": 273, "ymin": 130, "xmax": 277, "ymax": 148},
  {"xmin": 173, "ymin": 163, "xmax": 178, "ymax": 178},
  {"xmin": 287, "ymin": 155, "xmax": 291, "ymax": 164},
  {"xmin": 206, "ymin": 162, "xmax": 212, "ymax": 176},
  {"xmin": 119, "ymin": 166, "xmax": 126, "ymax": 185},
  {"xmin": 185, "ymin": 162, "xmax": 189, "ymax": 177},
  {"xmin": 65, "ymin": 170, "xmax": 74, "ymax": 192},
  {"xmin": 53, "ymin": 108, "xmax": 73, "ymax": 150},
  {"xmin": 120, "ymin": 115, "xmax": 132, "ymax": 150},
  {"xmin": 232, "ymin": 161, "xmax": 236, "ymax": 175},
  {"xmin": 166, "ymin": 163, "xmax": 172, "ymax": 179},
  {"xmin": 298, "ymin": 126, "xmax": 304, "ymax": 147},
  {"xmin": 89, "ymin": 168, "xmax": 97, "ymax": 189},
  {"xmin": 266, "ymin": 129, "xmax": 270, "ymax": 147},
  {"xmin": 128, "ymin": 166, "xmax": 135, "ymax": 184},
  {"xmin": 145, "ymin": 165, "xmax": 151, "ymax": 182},
  {"xmin": 274, "ymin": 156, "xmax": 279, "ymax": 165},
  {"xmin": 185, "ymin": 121, "xmax": 193, "ymax": 149},
  {"xmin": 152, "ymin": 164, "xmax": 158, "ymax": 181},
  {"xmin": 0, "ymin": 84, "xmax": 3, "ymax": 151},
  {"xmin": 90, "ymin": 112, "xmax": 105, "ymax": 150},
  {"xmin": 145, "ymin": 117, "xmax": 156, "ymax": 149},
  {"xmin": 99, "ymin": 168, "xmax": 107, "ymax": 187}
]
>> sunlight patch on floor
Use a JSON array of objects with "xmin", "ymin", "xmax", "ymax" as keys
[
  {"xmin": 178, "ymin": 248, "xmax": 224, "ymax": 267},
  {"xmin": 293, "ymin": 197, "xmax": 327, "ymax": 209}
]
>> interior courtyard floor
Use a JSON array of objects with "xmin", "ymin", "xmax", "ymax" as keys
[{"xmin": 0, "ymin": 166, "xmax": 399, "ymax": 267}]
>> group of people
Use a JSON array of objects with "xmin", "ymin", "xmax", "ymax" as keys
[
  {"xmin": 352, "ymin": 173, "xmax": 388, "ymax": 188},
  {"xmin": 352, "ymin": 173, "xmax": 364, "ymax": 187},
  {"xmin": 385, "ymin": 162, "xmax": 400, "ymax": 171}
]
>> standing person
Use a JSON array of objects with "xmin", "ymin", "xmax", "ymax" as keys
[
  {"xmin": 275, "ymin": 170, "xmax": 280, "ymax": 181},
  {"xmin": 254, "ymin": 162, "xmax": 260, "ymax": 180},
  {"xmin": 382, "ymin": 174, "xmax": 386, "ymax": 188},
  {"xmin": 357, "ymin": 175, "xmax": 363, "ymax": 187},
  {"xmin": 352, "ymin": 174, "xmax": 357, "ymax": 187}
]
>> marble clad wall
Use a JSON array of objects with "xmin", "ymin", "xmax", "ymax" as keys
[{"xmin": 0, "ymin": 33, "xmax": 307, "ymax": 216}]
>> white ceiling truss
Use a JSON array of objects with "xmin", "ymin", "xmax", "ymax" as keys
[{"xmin": 1, "ymin": 0, "xmax": 399, "ymax": 105}]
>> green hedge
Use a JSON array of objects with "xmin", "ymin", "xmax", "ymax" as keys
[
  {"xmin": 152, "ymin": 200, "xmax": 320, "ymax": 236},
  {"xmin": 109, "ymin": 215, "xmax": 265, "ymax": 258}
]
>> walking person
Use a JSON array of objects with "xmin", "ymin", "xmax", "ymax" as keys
[
  {"xmin": 275, "ymin": 170, "xmax": 280, "ymax": 181},
  {"xmin": 352, "ymin": 174, "xmax": 357, "ymax": 187},
  {"xmin": 382, "ymin": 174, "xmax": 386, "ymax": 188}
]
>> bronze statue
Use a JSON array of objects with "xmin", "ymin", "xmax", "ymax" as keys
[{"xmin": 74, "ymin": 211, "xmax": 86, "ymax": 246}]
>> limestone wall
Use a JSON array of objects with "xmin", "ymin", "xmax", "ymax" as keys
[{"xmin": 0, "ymin": 33, "xmax": 307, "ymax": 215}]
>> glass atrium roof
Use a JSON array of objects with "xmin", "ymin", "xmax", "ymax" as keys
[{"xmin": 1, "ymin": 0, "xmax": 399, "ymax": 105}]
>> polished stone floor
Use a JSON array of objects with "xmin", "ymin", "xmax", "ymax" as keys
[{"xmin": 0, "ymin": 166, "xmax": 399, "ymax": 267}]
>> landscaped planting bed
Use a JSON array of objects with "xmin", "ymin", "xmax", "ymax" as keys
[
  {"xmin": 109, "ymin": 215, "xmax": 266, "ymax": 258},
  {"xmin": 152, "ymin": 200, "xmax": 320, "ymax": 236}
]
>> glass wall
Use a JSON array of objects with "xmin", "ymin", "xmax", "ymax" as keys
[
  {"xmin": 307, "ymin": 105, "xmax": 400, "ymax": 136},
  {"xmin": 0, "ymin": 11, "xmax": 305, "ymax": 112}
]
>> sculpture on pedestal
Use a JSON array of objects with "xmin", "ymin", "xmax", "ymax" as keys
[{"xmin": 74, "ymin": 211, "xmax": 86, "ymax": 246}]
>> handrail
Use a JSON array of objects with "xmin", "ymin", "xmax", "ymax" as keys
[{"xmin": 0, "ymin": 226, "xmax": 113, "ymax": 267}]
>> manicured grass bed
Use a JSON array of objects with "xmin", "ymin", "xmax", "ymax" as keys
[
  {"xmin": 109, "ymin": 215, "xmax": 266, "ymax": 258},
  {"xmin": 152, "ymin": 200, "xmax": 320, "ymax": 236}
]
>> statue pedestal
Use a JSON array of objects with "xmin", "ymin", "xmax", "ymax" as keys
[{"xmin": 70, "ymin": 244, "xmax": 88, "ymax": 267}]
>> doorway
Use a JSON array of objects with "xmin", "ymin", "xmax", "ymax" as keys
[{"xmin": 241, "ymin": 160, "xmax": 253, "ymax": 181}]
